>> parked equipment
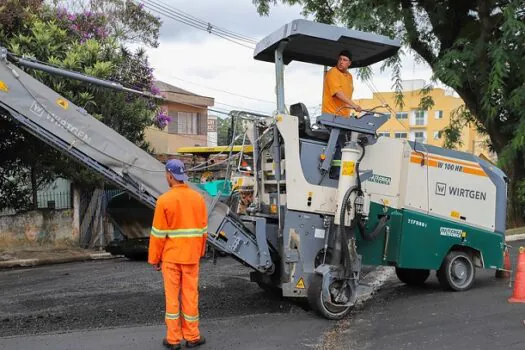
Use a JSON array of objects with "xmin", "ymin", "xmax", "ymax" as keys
[{"xmin": 0, "ymin": 19, "xmax": 508, "ymax": 320}]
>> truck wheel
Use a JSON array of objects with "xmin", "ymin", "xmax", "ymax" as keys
[
  {"xmin": 395, "ymin": 267, "xmax": 430, "ymax": 286},
  {"xmin": 437, "ymin": 250, "xmax": 476, "ymax": 291},
  {"xmin": 307, "ymin": 274, "xmax": 353, "ymax": 320}
]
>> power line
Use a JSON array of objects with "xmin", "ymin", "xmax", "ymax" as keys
[
  {"xmin": 137, "ymin": 0, "xmax": 256, "ymax": 49},
  {"xmin": 147, "ymin": 0, "xmax": 258, "ymax": 44},
  {"xmin": 162, "ymin": 74, "xmax": 276, "ymax": 104},
  {"xmin": 9, "ymin": 53, "xmax": 273, "ymax": 118},
  {"xmin": 215, "ymin": 102, "xmax": 270, "ymax": 115},
  {"xmin": 143, "ymin": 0, "xmax": 258, "ymax": 44}
]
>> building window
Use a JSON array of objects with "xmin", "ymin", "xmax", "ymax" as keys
[
  {"xmin": 414, "ymin": 110, "xmax": 426, "ymax": 125},
  {"xmin": 435, "ymin": 110, "xmax": 443, "ymax": 119},
  {"xmin": 178, "ymin": 112, "xmax": 198, "ymax": 134},
  {"xmin": 433, "ymin": 131, "xmax": 442, "ymax": 139},
  {"xmin": 378, "ymin": 132, "xmax": 390, "ymax": 137},
  {"xmin": 394, "ymin": 132, "xmax": 407, "ymax": 139},
  {"xmin": 396, "ymin": 112, "xmax": 408, "ymax": 119},
  {"xmin": 414, "ymin": 131, "xmax": 425, "ymax": 143}
]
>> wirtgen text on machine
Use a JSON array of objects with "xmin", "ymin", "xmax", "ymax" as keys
[
  {"xmin": 448, "ymin": 186, "xmax": 487, "ymax": 201},
  {"xmin": 31, "ymin": 101, "xmax": 91, "ymax": 143},
  {"xmin": 435, "ymin": 182, "xmax": 487, "ymax": 201}
]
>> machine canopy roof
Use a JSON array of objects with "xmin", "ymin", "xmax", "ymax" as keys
[{"xmin": 253, "ymin": 19, "xmax": 401, "ymax": 68}]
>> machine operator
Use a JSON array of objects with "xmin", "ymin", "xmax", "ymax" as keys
[
  {"xmin": 322, "ymin": 50, "xmax": 362, "ymax": 117},
  {"xmin": 148, "ymin": 159, "xmax": 208, "ymax": 350}
]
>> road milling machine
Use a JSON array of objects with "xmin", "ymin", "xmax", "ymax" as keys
[{"xmin": 0, "ymin": 19, "xmax": 508, "ymax": 320}]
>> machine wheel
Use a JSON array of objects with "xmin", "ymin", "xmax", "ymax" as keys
[
  {"xmin": 307, "ymin": 274, "xmax": 353, "ymax": 320},
  {"xmin": 395, "ymin": 267, "xmax": 430, "ymax": 286},
  {"xmin": 437, "ymin": 250, "xmax": 476, "ymax": 291}
]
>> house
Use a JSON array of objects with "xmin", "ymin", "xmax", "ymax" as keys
[
  {"xmin": 354, "ymin": 79, "xmax": 496, "ymax": 161},
  {"xmin": 145, "ymin": 80, "xmax": 215, "ymax": 156}
]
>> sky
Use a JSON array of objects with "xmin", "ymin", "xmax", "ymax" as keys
[{"xmin": 138, "ymin": 0, "xmax": 437, "ymax": 117}]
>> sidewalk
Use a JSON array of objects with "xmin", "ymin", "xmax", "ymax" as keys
[
  {"xmin": 505, "ymin": 227, "xmax": 525, "ymax": 242},
  {"xmin": 0, "ymin": 246, "xmax": 116, "ymax": 269}
]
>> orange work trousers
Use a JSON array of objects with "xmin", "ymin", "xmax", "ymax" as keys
[{"xmin": 162, "ymin": 262, "xmax": 200, "ymax": 344}]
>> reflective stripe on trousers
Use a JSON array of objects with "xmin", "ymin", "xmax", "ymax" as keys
[{"xmin": 162, "ymin": 262, "xmax": 200, "ymax": 344}]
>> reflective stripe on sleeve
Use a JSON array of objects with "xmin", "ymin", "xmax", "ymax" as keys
[
  {"xmin": 150, "ymin": 227, "xmax": 167, "ymax": 238},
  {"xmin": 151, "ymin": 227, "xmax": 207, "ymax": 239}
]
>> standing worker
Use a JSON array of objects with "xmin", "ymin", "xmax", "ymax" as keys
[
  {"xmin": 322, "ymin": 50, "xmax": 362, "ymax": 117},
  {"xmin": 148, "ymin": 159, "xmax": 208, "ymax": 349}
]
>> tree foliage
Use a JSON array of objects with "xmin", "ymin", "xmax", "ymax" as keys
[
  {"xmin": 0, "ymin": 1, "xmax": 168, "ymax": 211},
  {"xmin": 253, "ymin": 0, "xmax": 525, "ymax": 226},
  {"xmin": 217, "ymin": 116, "xmax": 248, "ymax": 146}
]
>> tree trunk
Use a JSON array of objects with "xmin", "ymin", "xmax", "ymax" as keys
[
  {"xmin": 30, "ymin": 165, "xmax": 38, "ymax": 210},
  {"xmin": 504, "ymin": 152, "xmax": 525, "ymax": 229}
]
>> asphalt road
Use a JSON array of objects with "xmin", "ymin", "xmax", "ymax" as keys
[
  {"xmin": 0, "ymin": 256, "xmax": 335, "ymax": 349},
  {"xmin": 327, "ymin": 239, "xmax": 525, "ymax": 350},
  {"xmin": 2, "ymin": 241, "xmax": 524, "ymax": 349}
]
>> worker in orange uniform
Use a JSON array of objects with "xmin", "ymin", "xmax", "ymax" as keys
[
  {"xmin": 322, "ymin": 50, "xmax": 362, "ymax": 117},
  {"xmin": 148, "ymin": 159, "xmax": 208, "ymax": 349}
]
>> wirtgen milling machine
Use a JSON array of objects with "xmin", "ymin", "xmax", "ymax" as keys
[{"xmin": 0, "ymin": 19, "xmax": 507, "ymax": 320}]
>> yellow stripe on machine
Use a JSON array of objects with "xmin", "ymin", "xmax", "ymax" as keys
[{"xmin": 410, "ymin": 152, "xmax": 487, "ymax": 177}]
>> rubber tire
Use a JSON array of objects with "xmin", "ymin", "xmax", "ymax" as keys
[
  {"xmin": 395, "ymin": 267, "xmax": 430, "ymax": 286},
  {"xmin": 437, "ymin": 251, "xmax": 476, "ymax": 291},
  {"xmin": 307, "ymin": 274, "xmax": 352, "ymax": 320}
]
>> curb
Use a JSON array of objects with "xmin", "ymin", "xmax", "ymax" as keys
[
  {"xmin": 505, "ymin": 233, "xmax": 525, "ymax": 242},
  {"xmin": 0, "ymin": 252, "xmax": 117, "ymax": 269}
]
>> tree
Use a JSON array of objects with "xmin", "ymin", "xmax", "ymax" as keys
[
  {"xmin": 253, "ymin": 0, "xmax": 525, "ymax": 227},
  {"xmin": 217, "ymin": 115, "xmax": 250, "ymax": 146},
  {"xmin": 0, "ymin": 1, "xmax": 167, "ymax": 211}
]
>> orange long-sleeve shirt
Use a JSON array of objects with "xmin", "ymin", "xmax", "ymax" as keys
[
  {"xmin": 322, "ymin": 66, "xmax": 354, "ymax": 117},
  {"xmin": 148, "ymin": 184, "xmax": 208, "ymax": 265}
]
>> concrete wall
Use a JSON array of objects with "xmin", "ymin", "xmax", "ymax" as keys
[{"xmin": 0, "ymin": 209, "xmax": 76, "ymax": 248}]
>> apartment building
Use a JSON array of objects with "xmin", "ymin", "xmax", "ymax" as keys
[{"xmin": 354, "ymin": 80, "xmax": 494, "ymax": 161}]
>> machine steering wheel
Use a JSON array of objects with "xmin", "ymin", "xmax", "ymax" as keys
[{"xmin": 334, "ymin": 104, "xmax": 389, "ymax": 119}]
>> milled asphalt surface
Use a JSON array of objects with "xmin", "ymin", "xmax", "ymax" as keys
[
  {"xmin": 2, "ymin": 241, "xmax": 524, "ymax": 349},
  {"xmin": 326, "ymin": 239, "xmax": 525, "ymax": 350},
  {"xmin": 0, "ymin": 256, "xmax": 341, "ymax": 349}
]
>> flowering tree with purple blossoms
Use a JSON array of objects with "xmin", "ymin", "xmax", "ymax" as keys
[{"xmin": 0, "ymin": 1, "xmax": 168, "ymax": 211}]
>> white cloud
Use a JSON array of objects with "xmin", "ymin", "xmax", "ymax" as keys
[{"xmin": 142, "ymin": 0, "xmax": 436, "ymax": 117}]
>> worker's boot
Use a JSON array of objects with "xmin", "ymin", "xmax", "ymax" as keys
[
  {"xmin": 186, "ymin": 336, "xmax": 206, "ymax": 348},
  {"xmin": 163, "ymin": 338, "xmax": 182, "ymax": 350}
]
